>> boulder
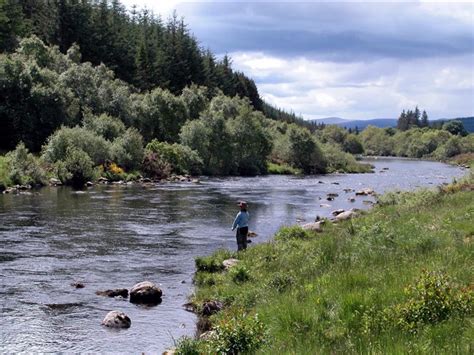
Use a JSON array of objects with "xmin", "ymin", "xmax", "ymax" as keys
[
  {"xmin": 343, "ymin": 188, "xmax": 353, "ymax": 193},
  {"xmin": 331, "ymin": 209, "xmax": 345, "ymax": 216},
  {"xmin": 355, "ymin": 188, "xmax": 374, "ymax": 196},
  {"xmin": 49, "ymin": 178, "xmax": 62, "ymax": 186},
  {"xmin": 334, "ymin": 210, "xmax": 356, "ymax": 221},
  {"xmin": 332, "ymin": 182, "xmax": 340, "ymax": 185},
  {"xmin": 129, "ymin": 281, "xmax": 162, "ymax": 305},
  {"xmin": 85, "ymin": 181, "xmax": 93, "ymax": 187},
  {"xmin": 320, "ymin": 203, "xmax": 331, "ymax": 208},
  {"xmin": 222, "ymin": 258, "xmax": 239, "ymax": 269},
  {"xmin": 71, "ymin": 282, "xmax": 85, "ymax": 289},
  {"xmin": 96, "ymin": 289, "xmax": 129, "ymax": 298},
  {"xmin": 98, "ymin": 177, "xmax": 109, "ymax": 184},
  {"xmin": 201, "ymin": 300, "xmax": 223, "ymax": 316},
  {"xmin": 163, "ymin": 348, "xmax": 176, "ymax": 355},
  {"xmin": 101, "ymin": 310, "xmax": 131, "ymax": 328},
  {"xmin": 302, "ymin": 221, "xmax": 323, "ymax": 232},
  {"xmin": 363, "ymin": 200, "xmax": 374, "ymax": 205},
  {"xmin": 348, "ymin": 197, "xmax": 356, "ymax": 203}
]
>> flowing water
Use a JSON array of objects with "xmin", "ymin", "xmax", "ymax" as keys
[{"xmin": 0, "ymin": 158, "xmax": 467, "ymax": 353}]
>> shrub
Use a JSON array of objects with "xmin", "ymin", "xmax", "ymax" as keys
[
  {"xmin": 101, "ymin": 162, "xmax": 126, "ymax": 182},
  {"xmin": 57, "ymin": 146, "xmax": 96, "ymax": 187},
  {"xmin": 0, "ymin": 155, "xmax": 12, "ymax": 188},
  {"xmin": 390, "ymin": 270, "xmax": 473, "ymax": 333},
  {"xmin": 42, "ymin": 126, "xmax": 111, "ymax": 165},
  {"xmin": 6, "ymin": 142, "xmax": 46, "ymax": 186},
  {"xmin": 141, "ymin": 151, "xmax": 172, "ymax": 179},
  {"xmin": 110, "ymin": 128, "xmax": 144, "ymax": 171},
  {"xmin": 145, "ymin": 140, "xmax": 203, "ymax": 175},
  {"xmin": 175, "ymin": 336, "xmax": 203, "ymax": 355},
  {"xmin": 207, "ymin": 313, "xmax": 266, "ymax": 354},
  {"xmin": 267, "ymin": 273, "xmax": 295, "ymax": 293}
]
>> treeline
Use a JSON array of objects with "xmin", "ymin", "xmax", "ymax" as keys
[
  {"xmin": 0, "ymin": 0, "xmax": 261, "ymax": 107},
  {"xmin": 0, "ymin": 37, "xmax": 370, "ymax": 189}
]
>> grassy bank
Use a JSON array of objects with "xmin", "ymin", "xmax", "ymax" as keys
[{"xmin": 178, "ymin": 173, "xmax": 473, "ymax": 354}]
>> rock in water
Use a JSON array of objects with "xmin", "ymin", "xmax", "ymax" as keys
[
  {"xmin": 331, "ymin": 209, "xmax": 345, "ymax": 216},
  {"xmin": 96, "ymin": 289, "xmax": 129, "ymax": 298},
  {"xmin": 101, "ymin": 311, "xmax": 131, "ymax": 328},
  {"xmin": 335, "ymin": 210, "xmax": 356, "ymax": 221},
  {"xmin": 129, "ymin": 281, "xmax": 162, "ymax": 305}
]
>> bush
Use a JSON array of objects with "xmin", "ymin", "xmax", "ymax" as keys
[
  {"xmin": 57, "ymin": 147, "xmax": 96, "ymax": 187},
  {"xmin": 110, "ymin": 128, "xmax": 144, "ymax": 171},
  {"xmin": 6, "ymin": 142, "xmax": 46, "ymax": 186},
  {"xmin": 42, "ymin": 126, "xmax": 111, "ymax": 165},
  {"xmin": 101, "ymin": 162, "xmax": 126, "ymax": 182},
  {"xmin": 267, "ymin": 162, "xmax": 302, "ymax": 175},
  {"xmin": 322, "ymin": 144, "xmax": 372, "ymax": 173},
  {"xmin": 207, "ymin": 313, "xmax": 266, "ymax": 354},
  {"xmin": 141, "ymin": 151, "xmax": 172, "ymax": 179},
  {"xmin": 0, "ymin": 155, "xmax": 12, "ymax": 188},
  {"xmin": 145, "ymin": 140, "xmax": 203, "ymax": 175},
  {"xmin": 390, "ymin": 270, "xmax": 473, "ymax": 333},
  {"xmin": 175, "ymin": 336, "xmax": 203, "ymax": 355}
]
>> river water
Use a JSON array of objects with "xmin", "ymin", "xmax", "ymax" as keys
[{"xmin": 0, "ymin": 158, "xmax": 467, "ymax": 353}]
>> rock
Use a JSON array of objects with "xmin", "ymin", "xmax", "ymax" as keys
[
  {"xmin": 4, "ymin": 187, "xmax": 16, "ymax": 194},
  {"xmin": 363, "ymin": 200, "xmax": 374, "ymax": 205},
  {"xmin": 18, "ymin": 184, "xmax": 31, "ymax": 190},
  {"xmin": 348, "ymin": 197, "xmax": 356, "ymax": 202},
  {"xmin": 334, "ymin": 210, "xmax": 356, "ymax": 221},
  {"xmin": 332, "ymin": 182, "xmax": 340, "ymax": 185},
  {"xmin": 302, "ymin": 221, "xmax": 323, "ymax": 232},
  {"xmin": 320, "ymin": 203, "xmax": 331, "ymax": 208},
  {"xmin": 163, "ymin": 348, "xmax": 176, "ymax": 355},
  {"xmin": 355, "ymin": 188, "xmax": 374, "ymax": 196},
  {"xmin": 101, "ymin": 311, "xmax": 131, "ymax": 329},
  {"xmin": 183, "ymin": 302, "xmax": 196, "ymax": 313},
  {"xmin": 85, "ymin": 181, "xmax": 93, "ymax": 187},
  {"xmin": 112, "ymin": 180, "xmax": 124, "ymax": 185},
  {"xmin": 331, "ymin": 209, "xmax": 345, "ymax": 216},
  {"xmin": 201, "ymin": 300, "xmax": 223, "ymax": 316},
  {"xmin": 71, "ymin": 282, "xmax": 85, "ymax": 289},
  {"xmin": 222, "ymin": 258, "xmax": 239, "ymax": 269},
  {"xmin": 200, "ymin": 330, "xmax": 216, "ymax": 340},
  {"xmin": 98, "ymin": 177, "xmax": 109, "ymax": 184},
  {"xmin": 326, "ymin": 197, "xmax": 334, "ymax": 201},
  {"xmin": 247, "ymin": 231, "xmax": 258, "ymax": 238},
  {"xmin": 96, "ymin": 289, "xmax": 129, "ymax": 298},
  {"xmin": 129, "ymin": 281, "xmax": 162, "ymax": 305},
  {"xmin": 191, "ymin": 179, "xmax": 200, "ymax": 183},
  {"xmin": 343, "ymin": 188, "xmax": 353, "ymax": 193},
  {"xmin": 140, "ymin": 177, "xmax": 152, "ymax": 183},
  {"xmin": 327, "ymin": 193, "xmax": 339, "ymax": 198},
  {"xmin": 383, "ymin": 167, "xmax": 389, "ymax": 170},
  {"xmin": 49, "ymin": 178, "xmax": 62, "ymax": 186}
]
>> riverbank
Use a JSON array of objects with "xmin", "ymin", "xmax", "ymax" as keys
[{"xmin": 179, "ymin": 171, "xmax": 473, "ymax": 353}]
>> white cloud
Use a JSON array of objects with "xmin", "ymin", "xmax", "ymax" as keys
[{"xmin": 231, "ymin": 52, "xmax": 474, "ymax": 119}]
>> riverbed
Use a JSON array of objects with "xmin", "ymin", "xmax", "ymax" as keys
[{"xmin": 0, "ymin": 158, "xmax": 467, "ymax": 353}]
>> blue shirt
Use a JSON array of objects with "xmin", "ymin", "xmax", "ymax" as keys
[{"xmin": 232, "ymin": 211, "xmax": 249, "ymax": 230}]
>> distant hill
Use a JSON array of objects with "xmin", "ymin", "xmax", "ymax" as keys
[
  {"xmin": 312, "ymin": 117, "xmax": 397, "ymax": 130},
  {"xmin": 312, "ymin": 116, "xmax": 474, "ymax": 132}
]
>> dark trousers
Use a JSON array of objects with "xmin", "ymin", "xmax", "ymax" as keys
[{"xmin": 236, "ymin": 227, "xmax": 248, "ymax": 251}]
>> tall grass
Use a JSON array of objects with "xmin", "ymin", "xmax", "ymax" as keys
[{"xmin": 181, "ymin": 175, "xmax": 474, "ymax": 353}]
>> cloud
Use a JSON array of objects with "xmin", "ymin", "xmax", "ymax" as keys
[{"xmin": 231, "ymin": 52, "xmax": 474, "ymax": 119}]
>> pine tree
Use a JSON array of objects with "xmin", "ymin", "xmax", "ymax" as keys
[{"xmin": 421, "ymin": 110, "xmax": 429, "ymax": 127}]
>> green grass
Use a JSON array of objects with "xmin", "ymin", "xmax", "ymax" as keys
[{"xmin": 182, "ymin": 173, "xmax": 474, "ymax": 354}]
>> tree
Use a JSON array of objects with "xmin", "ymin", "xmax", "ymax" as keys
[
  {"xmin": 421, "ymin": 110, "xmax": 429, "ymax": 127},
  {"xmin": 0, "ymin": 0, "xmax": 28, "ymax": 52},
  {"xmin": 442, "ymin": 120, "xmax": 468, "ymax": 136}
]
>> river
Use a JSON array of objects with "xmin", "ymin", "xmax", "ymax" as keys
[{"xmin": 0, "ymin": 158, "xmax": 467, "ymax": 353}]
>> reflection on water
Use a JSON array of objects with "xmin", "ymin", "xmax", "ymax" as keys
[{"xmin": 0, "ymin": 158, "xmax": 466, "ymax": 352}]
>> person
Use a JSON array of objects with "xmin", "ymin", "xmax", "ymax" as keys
[{"xmin": 231, "ymin": 201, "xmax": 249, "ymax": 251}]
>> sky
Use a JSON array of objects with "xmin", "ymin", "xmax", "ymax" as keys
[{"xmin": 120, "ymin": 0, "xmax": 474, "ymax": 120}]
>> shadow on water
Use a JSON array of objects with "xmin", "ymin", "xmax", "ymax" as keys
[{"xmin": 0, "ymin": 158, "xmax": 467, "ymax": 353}]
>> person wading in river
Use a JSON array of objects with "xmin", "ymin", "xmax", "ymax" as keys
[{"xmin": 232, "ymin": 201, "xmax": 249, "ymax": 251}]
